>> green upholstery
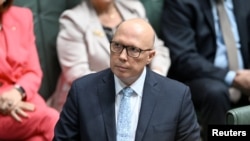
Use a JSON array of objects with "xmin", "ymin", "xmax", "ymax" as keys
[
  {"xmin": 226, "ymin": 105, "xmax": 250, "ymax": 125},
  {"xmin": 140, "ymin": 0, "xmax": 164, "ymax": 37},
  {"xmin": 13, "ymin": 0, "xmax": 81, "ymax": 100},
  {"xmin": 13, "ymin": 0, "xmax": 163, "ymax": 100}
]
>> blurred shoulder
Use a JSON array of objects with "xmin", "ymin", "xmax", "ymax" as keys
[
  {"xmin": 73, "ymin": 68, "xmax": 112, "ymax": 85},
  {"xmin": 117, "ymin": 0, "xmax": 144, "ymax": 6},
  {"xmin": 3, "ymin": 6, "xmax": 33, "ymax": 28},
  {"xmin": 60, "ymin": 1, "xmax": 90, "ymax": 19},
  {"xmin": 149, "ymin": 69, "xmax": 189, "ymax": 91},
  {"xmin": 59, "ymin": 1, "xmax": 93, "ymax": 26},
  {"xmin": 116, "ymin": 0, "xmax": 145, "ymax": 13},
  {"xmin": 7, "ymin": 6, "xmax": 32, "ymax": 17}
]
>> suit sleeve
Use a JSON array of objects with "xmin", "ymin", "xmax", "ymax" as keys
[
  {"xmin": 161, "ymin": 0, "xmax": 227, "ymax": 81},
  {"xmin": 17, "ymin": 8, "xmax": 43, "ymax": 100},
  {"xmin": 176, "ymin": 86, "xmax": 200, "ymax": 140}
]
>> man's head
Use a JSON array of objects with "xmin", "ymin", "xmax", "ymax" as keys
[{"xmin": 110, "ymin": 18, "xmax": 156, "ymax": 85}]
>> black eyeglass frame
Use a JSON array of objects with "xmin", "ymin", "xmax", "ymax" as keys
[{"xmin": 110, "ymin": 41, "xmax": 152, "ymax": 58}]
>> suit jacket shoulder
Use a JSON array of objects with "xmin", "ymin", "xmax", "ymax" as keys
[{"xmin": 73, "ymin": 68, "xmax": 113, "ymax": 88}]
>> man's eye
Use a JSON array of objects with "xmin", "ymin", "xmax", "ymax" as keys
[
  {"xmin": 129, "ymin": 47, "xmax": 140, "ymax": 52},
  {"xmin": 116, "ymin": 43, "xmax": 123, "ymax": 48}
]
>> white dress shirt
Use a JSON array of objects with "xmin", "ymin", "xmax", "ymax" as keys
[
  {"xmin": 210, "ymin": 0, "xmax": 243, "ymax": 85},
  {"xmin": 114, "ymin": 67, "xmax": 146, "ymax": 140}
]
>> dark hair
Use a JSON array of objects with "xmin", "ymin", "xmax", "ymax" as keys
[{"xmin": 0, "ymin": 0, "xmax": 13, "ymax": 23}]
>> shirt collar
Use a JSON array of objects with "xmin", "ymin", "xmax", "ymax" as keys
[{"xmin": 114, "ymin": 67, "xmax": 146, "ymax": 97}]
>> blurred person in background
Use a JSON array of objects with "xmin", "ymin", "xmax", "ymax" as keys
[
  {"xmin": 0, "ymin": 0, "xmax": 59, "ymax": 140},
  {"xmin": 161, "ymin": 0, "xmax": 250, "ymax": 140}
]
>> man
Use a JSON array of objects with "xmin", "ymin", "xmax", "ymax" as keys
[
  {"xmin": 53, "ymin": 18, "xmax": 200, "ymax": 141},
  {"xmin": 161, "ymin": 0, "xmax": 250, "ymax": 140}
]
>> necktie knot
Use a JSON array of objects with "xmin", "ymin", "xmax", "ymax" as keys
[{"xmin": 122, "ymin": 87, "xmax": 134, "ymax": 97}]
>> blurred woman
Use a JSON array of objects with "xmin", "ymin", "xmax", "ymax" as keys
[{"xmin": 0, "ymin": 0, "xmax": 59, "ymax": 140}]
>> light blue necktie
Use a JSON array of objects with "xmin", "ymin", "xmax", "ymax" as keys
[{"xmin": 117, "ymin": 87, "xmax": 134, "ymax": 141}]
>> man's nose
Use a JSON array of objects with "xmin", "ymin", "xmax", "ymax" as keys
[{"xmin": 119, "ymin": 48, "xmax": 128, "ymax": 59}]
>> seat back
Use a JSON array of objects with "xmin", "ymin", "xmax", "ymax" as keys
[
  {"xmin": 226, "ymin": 105, "xmax": 250, "ymax": 125},
  {"xmin": 140, "ymin": 0, "xmax": 164, "ymax": 37}
]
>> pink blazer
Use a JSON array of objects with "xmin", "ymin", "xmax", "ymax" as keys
[
  {"xmin": 0, "ymin": 7, "xmax": 59, "ymax": 141},
  {"xmin": 0, "ymin": 6, "xmax": 42, "ymax": 101}
]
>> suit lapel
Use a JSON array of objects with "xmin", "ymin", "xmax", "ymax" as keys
[
  {"xmin": 91, "ymin": 25, "xmax": 111, "ymax": 54},
  {"xmin": 97, "ymin": 69, "xmax": 116, "ymax": 141},
  {"xmin": 1, "ymin": 11, "xmax": 21, "ymax": 82},
  {"xmin": 97, "ymin": 69, "xmax": 160, "ymax": 141},
  {"xmin": 88, "ymin": 12, "xmax": 111, "ymax": 55},
  {"xmin": 135, "ymin": 69, "xmax": 159, "ymax": 141}
]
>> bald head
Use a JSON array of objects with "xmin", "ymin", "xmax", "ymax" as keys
[
  {"xmin": 114, "ymin": 18, "xmax": 155, "ymax": 48},
  {"xmin": 110, "ymin": 18, "xmax": 156, "ymax": 85}
]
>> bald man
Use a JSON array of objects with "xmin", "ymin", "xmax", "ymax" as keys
[{"xmin": 53, "ymin": 18, "xmax": 200, "ymax": 141}]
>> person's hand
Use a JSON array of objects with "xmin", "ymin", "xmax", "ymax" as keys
[
  {"xmin": 0, "ymin": 88, "xmax": 23, "ymax": 115},
  {"xmin": 9, "ymin": 101, "xmax": 35, "ymax": 122},
  {"xmin": 233, "ymin": 69, "xmax": 250, "ymax": 96}
]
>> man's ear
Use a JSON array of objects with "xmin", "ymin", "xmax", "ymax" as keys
[{"xmin": 147, "ymin": 50, "xmax": 155, "ymax": 64}]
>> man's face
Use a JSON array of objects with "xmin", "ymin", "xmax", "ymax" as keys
[{"xmin": 110, "ymin": 23, "xmax": 155, "ymax": 85}]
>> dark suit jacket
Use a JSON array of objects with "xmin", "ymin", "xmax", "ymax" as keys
[
  {"xmin": 53, "ymin": 68, "xmax": 200, "ymax": 141},
  {"xmin": 162, "ymin": 0, "xmax": 250, "ymax": 82}
]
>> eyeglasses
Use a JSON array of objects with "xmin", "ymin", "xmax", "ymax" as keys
[{"xmin": 110, "ymin": 41, "xmax": 152, "ymax": 58}]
